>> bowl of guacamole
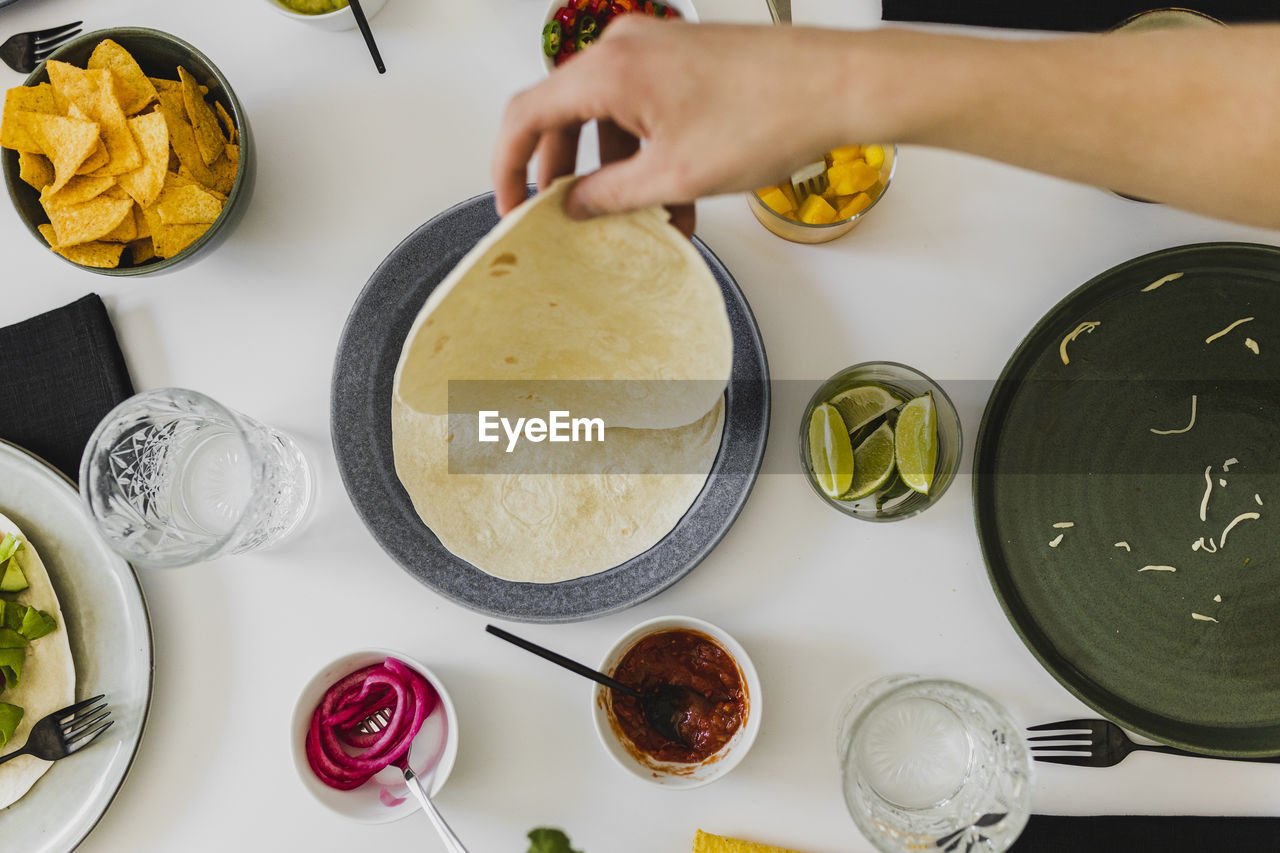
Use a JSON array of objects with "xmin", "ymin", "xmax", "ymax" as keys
[{"xmin": 268, "ymin": 0, "xmax": 386, "ymax": 30}]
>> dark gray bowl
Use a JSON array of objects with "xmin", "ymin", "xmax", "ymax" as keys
[{"xmin": 1, "ymin": 27, "xmax": 254, "ymax": 276}]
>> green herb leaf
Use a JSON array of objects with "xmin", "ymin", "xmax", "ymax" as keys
[
  {"xmin": 0, "ymin": 702, "xmax": 22, "ymax": 748},
  {"xmin": 527, "ymin": 828, "xmax": 582, "ymax": 853},
  {"xmin": 0, "ymin": 627, "xmax": 28, "ymax": 649}
]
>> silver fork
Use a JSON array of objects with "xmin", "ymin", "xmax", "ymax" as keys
[
  {"xmin": 360, "ymin": 709, "xmax": 469, "ymax": 853},
  {"xmin": 0, "ymin": 21, "xmax": 83, "ymax": 74},
  {"xmin": 0, "ymin": 694, "xmax": 113, "ymax": 767},
  {"xmin": 1028, "ymin": 718, "xmax": 1280, "ymax": 767}
]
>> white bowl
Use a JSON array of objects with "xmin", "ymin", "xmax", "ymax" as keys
[
  {"xmin": 592, "ymin": 615, "xmax": 761, "ymax": 789},
  {"xmin": 540, "ymin": 0, "xmax": 699, "ymax": 75},
  {"xmin": 267, "ymin": 0, "xmax": 388, "ymax": 32},
  {"xmin": 291, "ymin": 648, "xmax": 459, "ymax": 823}
]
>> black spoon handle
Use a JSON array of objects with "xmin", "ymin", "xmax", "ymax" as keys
[
  {"xmin": 348, "ymin": 0, "xmax": 385, "ymax": 74},
  {"xmin": 485, "ymin": 625, "xmax": 641, "ymax": 697}
]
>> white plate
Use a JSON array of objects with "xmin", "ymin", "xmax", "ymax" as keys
[{"xmin": 0, "ymin": 440, "xmax": 153, "ymax": 851}]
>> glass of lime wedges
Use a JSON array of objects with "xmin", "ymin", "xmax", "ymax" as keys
[{"xmin": 799, "ymin": 362, "xmax": 962, "ymax": 520}]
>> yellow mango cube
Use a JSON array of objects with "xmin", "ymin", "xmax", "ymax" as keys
[
  {"xmin": 837, "ymin": 192, "xmax": 873, "ymax": 220},
  {"xmin": 827, "ymin": 144, "xmax": 863, "ymax": 165},
  {"xmin": 797, "ymin": 193, "xmax": 837, "ymax": 225},
  {"xmin": 827, "ymin": 161, "xmax": 879, "ymax": 196},
  {"xmin": 756, "ymin": 185, "xmax": 794, "ymax": 216},
  {"xmin": 863, "ymin": 144, "xmax": 885, "ymax": 169}
]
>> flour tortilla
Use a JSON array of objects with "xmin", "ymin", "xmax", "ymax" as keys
[
  {"xmin": 0, "ymin": 512, "xmax": 75, "ymax": 809},
  {"xmin": 393, "ymin": 177, "xmax": 732, "ymax": 430},
  {"xmin": 392, "ymin": 398, "xmax": 724, "ymax": 583}
]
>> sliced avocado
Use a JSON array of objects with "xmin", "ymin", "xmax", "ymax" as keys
[
  {"xmin": 0, "ymin": 534, "xmax": 17, "ymax": 563},
  {"xmin": 20, "ymin": 608, "xmax": 56, "ymax": 641},
  {"xmin": 0, "ymin": 557, "xmax": 28, "ymax": 593},
  {"xmin": 0, "ymin": 628, "xmax": 28, "ymax": 649},
  {"xmin": 0, "ymin": 646, "xmax": 24, "ymax": 690}
]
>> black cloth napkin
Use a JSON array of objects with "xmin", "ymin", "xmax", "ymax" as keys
[
  {"xmin": 1014, "ymin": 815, "xmax": 1280, "ymax": 851},
  {"xmin": 881, "ymin": 0, "xmax": 1280, "ymax": 32},
  {"xmin": 0, "ymin": 295, "xmax": 134, "ymax": 482}
]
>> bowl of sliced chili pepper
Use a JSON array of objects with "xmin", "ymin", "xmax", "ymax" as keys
[{"xmin": 540, "ymin": 0, "xmax": 696, "ymax": 73}]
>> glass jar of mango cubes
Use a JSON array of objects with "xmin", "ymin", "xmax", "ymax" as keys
[{"xmin": 748, "ymin": 144, "xmax": 896, "ymax": 244}]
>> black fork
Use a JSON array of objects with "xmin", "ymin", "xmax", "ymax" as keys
[
  {"xmin": 1028, "ymin": 718, "xmax": 1280, "ymax": 767},
  {"xmin": 0, "ymin": 694, "xmax": 113, "ymax": 767},
  {"xmin": 1, "ymin": 21, "xmax": 83, "ymax": 75}
]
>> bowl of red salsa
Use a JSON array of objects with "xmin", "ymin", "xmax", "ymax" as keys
[
  {"xmin": 540, "ymin": 0, "xmax": 697, "ymax": 73},
  {"xmin": 592, "ymin": 615, "xmax": 760, "ymax": 788}
]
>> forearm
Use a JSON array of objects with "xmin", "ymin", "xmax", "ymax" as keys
[{"xmin": 851, "ymin": 26, "xmax": 1280, "ymax": 227}]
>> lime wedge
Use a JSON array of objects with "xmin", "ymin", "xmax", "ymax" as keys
[
  {"xmin": 842, "ymin": 422, "xmax": 896, "ymax": 500},
  {"xmin": 807, "ymin": 403, "xmax": 854, "ymax": 498},
  {"xmin": 895, "ymin": 392, "xmax": 938, "ymax": 495},
  {"xmin": 828, "ymin": 385, "xmax": 903, "ymax": 434}
]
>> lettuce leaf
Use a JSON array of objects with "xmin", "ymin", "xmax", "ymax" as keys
[
  {"xmin": 0, "ymin": 702, "xmax": 22, "ymax": 748},
  {"xmin": 0, "ymin": 646, "xmax": 24, "ymax": 691},
  {"xmin": 528, "ymin": 829, "xmax": 582, "ymax": 853}
]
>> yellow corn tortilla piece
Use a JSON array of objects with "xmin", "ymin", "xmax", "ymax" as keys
[
  {"xmin": 1, "ymin": 84, "xmax": 57, "ymax": 153},
  {"xmin": 206, "ymin": 147, "xmax": 237, "ymax": 195},
  {"xmin": 45, "ymin": 60, "xmax": 101, "ymax": 116},
  {"xmin": 154, "ymin": 184, "xmax": 223, "ymax": 225},
  {"xmin": 693, "ymin": 831, "xmax": 808, "ymax": 853},
  {"xmin": 19, "ymin": 112, "xmax": 101, "ymax": 194},
  {"xmin": 149, "ymin": 77, "xmax": 207, "ymax": 96},
  {"xmin": 132, "ymin": 202, "xmax": 151, "ymax": 239},
  {"xmin": 76, "ymin": 139, "xmax": 109, "ymax": 176},
  {"xmin": 129, "ymin": 236, "xmax": 155, "ymax": 264},
  {"xmin": 46, "ymin": 195, "xmax": 134, "ymax": 246},
  {"xmin": 38, "ymin": 224, "xmax": 126, "ymax": 268},
  {"xmin": 100, "ymin": 202, "xmax": 138, "ymax": 243},
  {"xmin": 214, "ymin": 101, "xmax": 237, "ymax": 145},
  {"xmin": 17, "ymin": 151, "xmax": 54, "ymax": 190},
  {"xmin": 157, "ymin": 104, "xmax": 217, "ymax": 187},
  {"xmin": 87, "ymin": 39, "xmax": 158, "ymax": 116},
  {"xmin": 115, "ymin": 111, "xmax": 168, "ymax": 208},
  {"xmin": 151, "ymin": 222, "xmax": 209, "ymax": 259},
  {"xmin": 177, "ymin": 66, "xmax": 224, "ymax": 166},
  {"xmin": 40, "ymin": 174, "xmax": 115, "ymax": 210}
]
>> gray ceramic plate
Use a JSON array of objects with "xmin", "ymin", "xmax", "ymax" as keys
[
  {"xmin": 332, "ymin": 191, "xmax": 770, "ymax": 622},
  {"xmin": 974, "ymin": 242, "xmax": 1280, "ymax": 755},
  {"xmin": 0, "ymin": 440, "xmax": 152, "ymax": 849}
]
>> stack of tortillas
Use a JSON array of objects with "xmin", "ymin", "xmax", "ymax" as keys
[{"xmin": 391, "ymin": 178, "xmax": 732, "ymax": 583}]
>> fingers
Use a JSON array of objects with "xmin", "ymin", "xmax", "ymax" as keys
[{"xmin": 535, "ymin": 122, "xmax": 582, "ymax": 191}]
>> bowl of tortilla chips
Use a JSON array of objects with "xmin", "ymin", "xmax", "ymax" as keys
[{"xmin": 0, "ymin": 28, "xmax": 253, "ymax": 275}]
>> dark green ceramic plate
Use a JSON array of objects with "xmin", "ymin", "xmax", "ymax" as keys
[{"xmin": 975, "ymin": 242, "xmax": 1280, "ymax": 756}]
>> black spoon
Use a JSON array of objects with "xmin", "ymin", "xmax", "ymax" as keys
[{"xmin": 485, "ymin": 624, "xmax": 709, "ymax": 748}]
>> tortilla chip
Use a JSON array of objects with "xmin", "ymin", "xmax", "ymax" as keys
[
  {"xmin": 86, "ymin": 73, "xmax": 141, "ymax": 177},
  {"xmin": 46, "ymin": 195, "xmax": 134, "ymax": 246},
  {"xmin": 18, "ymin": 112, "xmax": 101, "ymax": 194},
  {"xmin": 87, "ymin": 39, "xmax": 157, "ymax": 116},
  {"xmin": 157, "ymin": 104, "xmax": 217, "ymax": 187},
  {"xmin": 206, "ymin": 149, "xmax": 237, "ymax": 195},
  {"xmin": 1, "ymin": 84, "xmax": 57, "ymax": 153},
  {"xmin": 151, "ymin": 77, "xmax": 207, "ymax": 96},
  {"xmin": 133, "ymin": 203, "xmax": 151, "ymax": 239},
  {"xmin": 154, "ymin": 184, "xmax": 222, "ymax": 225},
  {"xmin": 77, "ymin": 140, "xmax": 109, "ymax": 175},
  {"xmin": 37, "ymin": 223, "xmax": 126, "ymax": 267},
  {"xmin": 116, "ymin": 111, "xmax": 168, "ymax": 208},
  {"xmin": 46, "ymin": 61, "xmax": 101, "ymax": 116},
  {"xmin": 155, "ymin": 87, "xmax": 184, "ymax": 118},
  {"xmin": 151, "ymin": 222, "xmax": 209, "ymax": 259},
  {"xmin": 129, "ymin": 237, "xmax": 155, "ymax": 264},
  {"xmin": 39, "ymin": 174, "xmax": 115, "ymax": 210},
  {"xmin": 103, "ymin": 184, "xmax": 131, "ymax": 200},
  {"xmin": 214, "ymin": 101, "xmax": 237, "ymax": 145},
  {"xmin": 100, "ymin": 203, "xmax": 138, "ymax": 243},
  {"xmin": 177, "ymin": 66, "xmax": 224, "ymax": 166},
  {"xmin": 17, "ymin": 151, "xmax": 54, "ymax": 190}
]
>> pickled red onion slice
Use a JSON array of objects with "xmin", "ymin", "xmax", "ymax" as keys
[{"xmin": 305, "ymin": 658, "xmax": 439, "ymax": 791}]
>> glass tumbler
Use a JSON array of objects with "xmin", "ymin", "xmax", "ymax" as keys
[
  {"xmin": 836, "ymin": 676, "xmax": 1033, "ymax": 853},
  {"xmin": 80, "ymin": 388, "xmax": 315, "ymax": 568}
]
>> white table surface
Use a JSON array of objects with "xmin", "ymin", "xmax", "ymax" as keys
[{"xmin": 4, "ymin": 0, "xmax": 1280, "ymax": 850}]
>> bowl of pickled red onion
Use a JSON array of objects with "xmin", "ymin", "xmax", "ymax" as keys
[{"xmin": 291, "ymin": 648, "xmax": 458, "ymax": 822}]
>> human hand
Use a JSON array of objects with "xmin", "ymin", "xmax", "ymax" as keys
[{"xmin": 492, "ymin": 17, "xmax": 870, "ymax": 234}]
